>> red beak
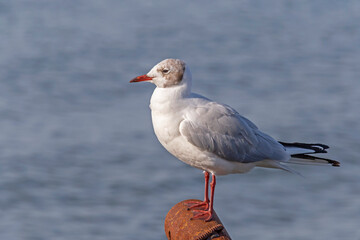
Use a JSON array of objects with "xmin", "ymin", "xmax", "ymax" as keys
[{"xmin": 130, "ymin": 74, "xmax": 153, "ymax": 83}]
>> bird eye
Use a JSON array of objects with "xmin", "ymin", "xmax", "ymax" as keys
[{"xmin": 162, "ymin": 68, "xmax": 170, "ymax": 74}]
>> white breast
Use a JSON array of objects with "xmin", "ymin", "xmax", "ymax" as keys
[{"xmin": 150, "ymin": 86, "xmax": 206, "ymax": 168}]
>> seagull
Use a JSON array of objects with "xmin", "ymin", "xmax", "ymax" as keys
[{"xmin": 130, "ymin": 59, "xmax": 340, "ymax": 221}]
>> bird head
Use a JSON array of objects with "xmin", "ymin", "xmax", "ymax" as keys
[{"xmin": 130, "ymin": 59, "xmax": 192, "ymax": 88}]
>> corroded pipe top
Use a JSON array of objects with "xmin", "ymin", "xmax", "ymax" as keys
[{"xmin": 164, "ymin": 199, "xmax": 231, "ymax": 240}]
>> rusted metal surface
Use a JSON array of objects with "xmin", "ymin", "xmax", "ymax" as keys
[{"xmin": 165, "ymin": 199, "xmax": 231, "ymax": 240}]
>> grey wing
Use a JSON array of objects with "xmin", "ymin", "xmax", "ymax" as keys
[{"xmin": 179, "ymin": 102, "xmax": 289, "ymax": 163}]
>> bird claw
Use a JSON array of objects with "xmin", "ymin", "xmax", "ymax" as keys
[
  {"xmin": 190, "ymin": 209, "xmax": 213, "ymax": 222},
  {"xmin": 185, "ymin": 201, "xmax": 209, "ymax": 211}
]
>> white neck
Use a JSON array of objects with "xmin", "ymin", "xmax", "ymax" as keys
[{"xmin": 150, "ymin": 82, "xmax": 190, "ymax": 111}]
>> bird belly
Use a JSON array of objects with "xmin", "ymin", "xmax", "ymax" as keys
[{"xmin": 165, "ymin": 136, "xmax": 256, "ymax": 175}]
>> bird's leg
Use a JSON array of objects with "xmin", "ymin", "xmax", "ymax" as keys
[
  {"xmin": 186, "ymin": 171, "xmax": 210, "ymax": 210},
  {"xmin": 191, "ymin": 174, "xmax": 216, "ymax": 221}
]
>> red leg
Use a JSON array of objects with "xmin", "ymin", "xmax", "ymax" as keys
[
  {"xmin": 191, "ymin": 174, "xmax": 216, "ymax": 221},
  {"xmin": 186, "ymin": 171, "xmax": 210, "ymax": 210}
]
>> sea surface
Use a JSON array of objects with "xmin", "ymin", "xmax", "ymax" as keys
[{"xmin": 1, "ymin": 1, "xmax": 360, "ymax": 239}]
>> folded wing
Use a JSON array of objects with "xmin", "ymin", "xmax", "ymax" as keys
[{"xmin": 179, "ymin": 100, "xmax": 289, "ymax": 163}]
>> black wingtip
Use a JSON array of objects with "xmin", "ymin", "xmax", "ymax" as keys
[
  {"xmin": 279, "ymin": 141, "xmax": 329, "ymax": 153},
  {"xmin": 292, "ymin": 153, "xmax": 340, "ymax": 167},
  {"xmin": 331, "ymin": 161, "xmax": 341, "ymax": 167}
]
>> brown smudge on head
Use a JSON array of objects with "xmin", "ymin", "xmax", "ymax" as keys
[{"xmin": 157, "ymin": 59, "xmax": 186, "ymax": 88}]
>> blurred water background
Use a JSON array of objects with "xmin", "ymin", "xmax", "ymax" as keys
[{"xmin": 1, "ymin": 1, "xmax": 360, "ymax": 239}]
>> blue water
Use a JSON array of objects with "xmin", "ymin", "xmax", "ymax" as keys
[{"xmin": 1, "ymin": 1, "xmax": 360, "ymax": 239}]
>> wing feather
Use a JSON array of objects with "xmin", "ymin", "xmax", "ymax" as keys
[{"xmin": 179, "ymin": 101, "xmax": 289, "ymax": 163}]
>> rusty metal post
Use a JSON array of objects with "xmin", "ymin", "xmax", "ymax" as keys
[{"xmin": 164, "ymin": 199, "xmax": 232, "ymax": 240}]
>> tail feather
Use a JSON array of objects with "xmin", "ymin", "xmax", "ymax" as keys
[{"xmin": 279, "ymin": 141, "xmax": 340, "ymax": 167}]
